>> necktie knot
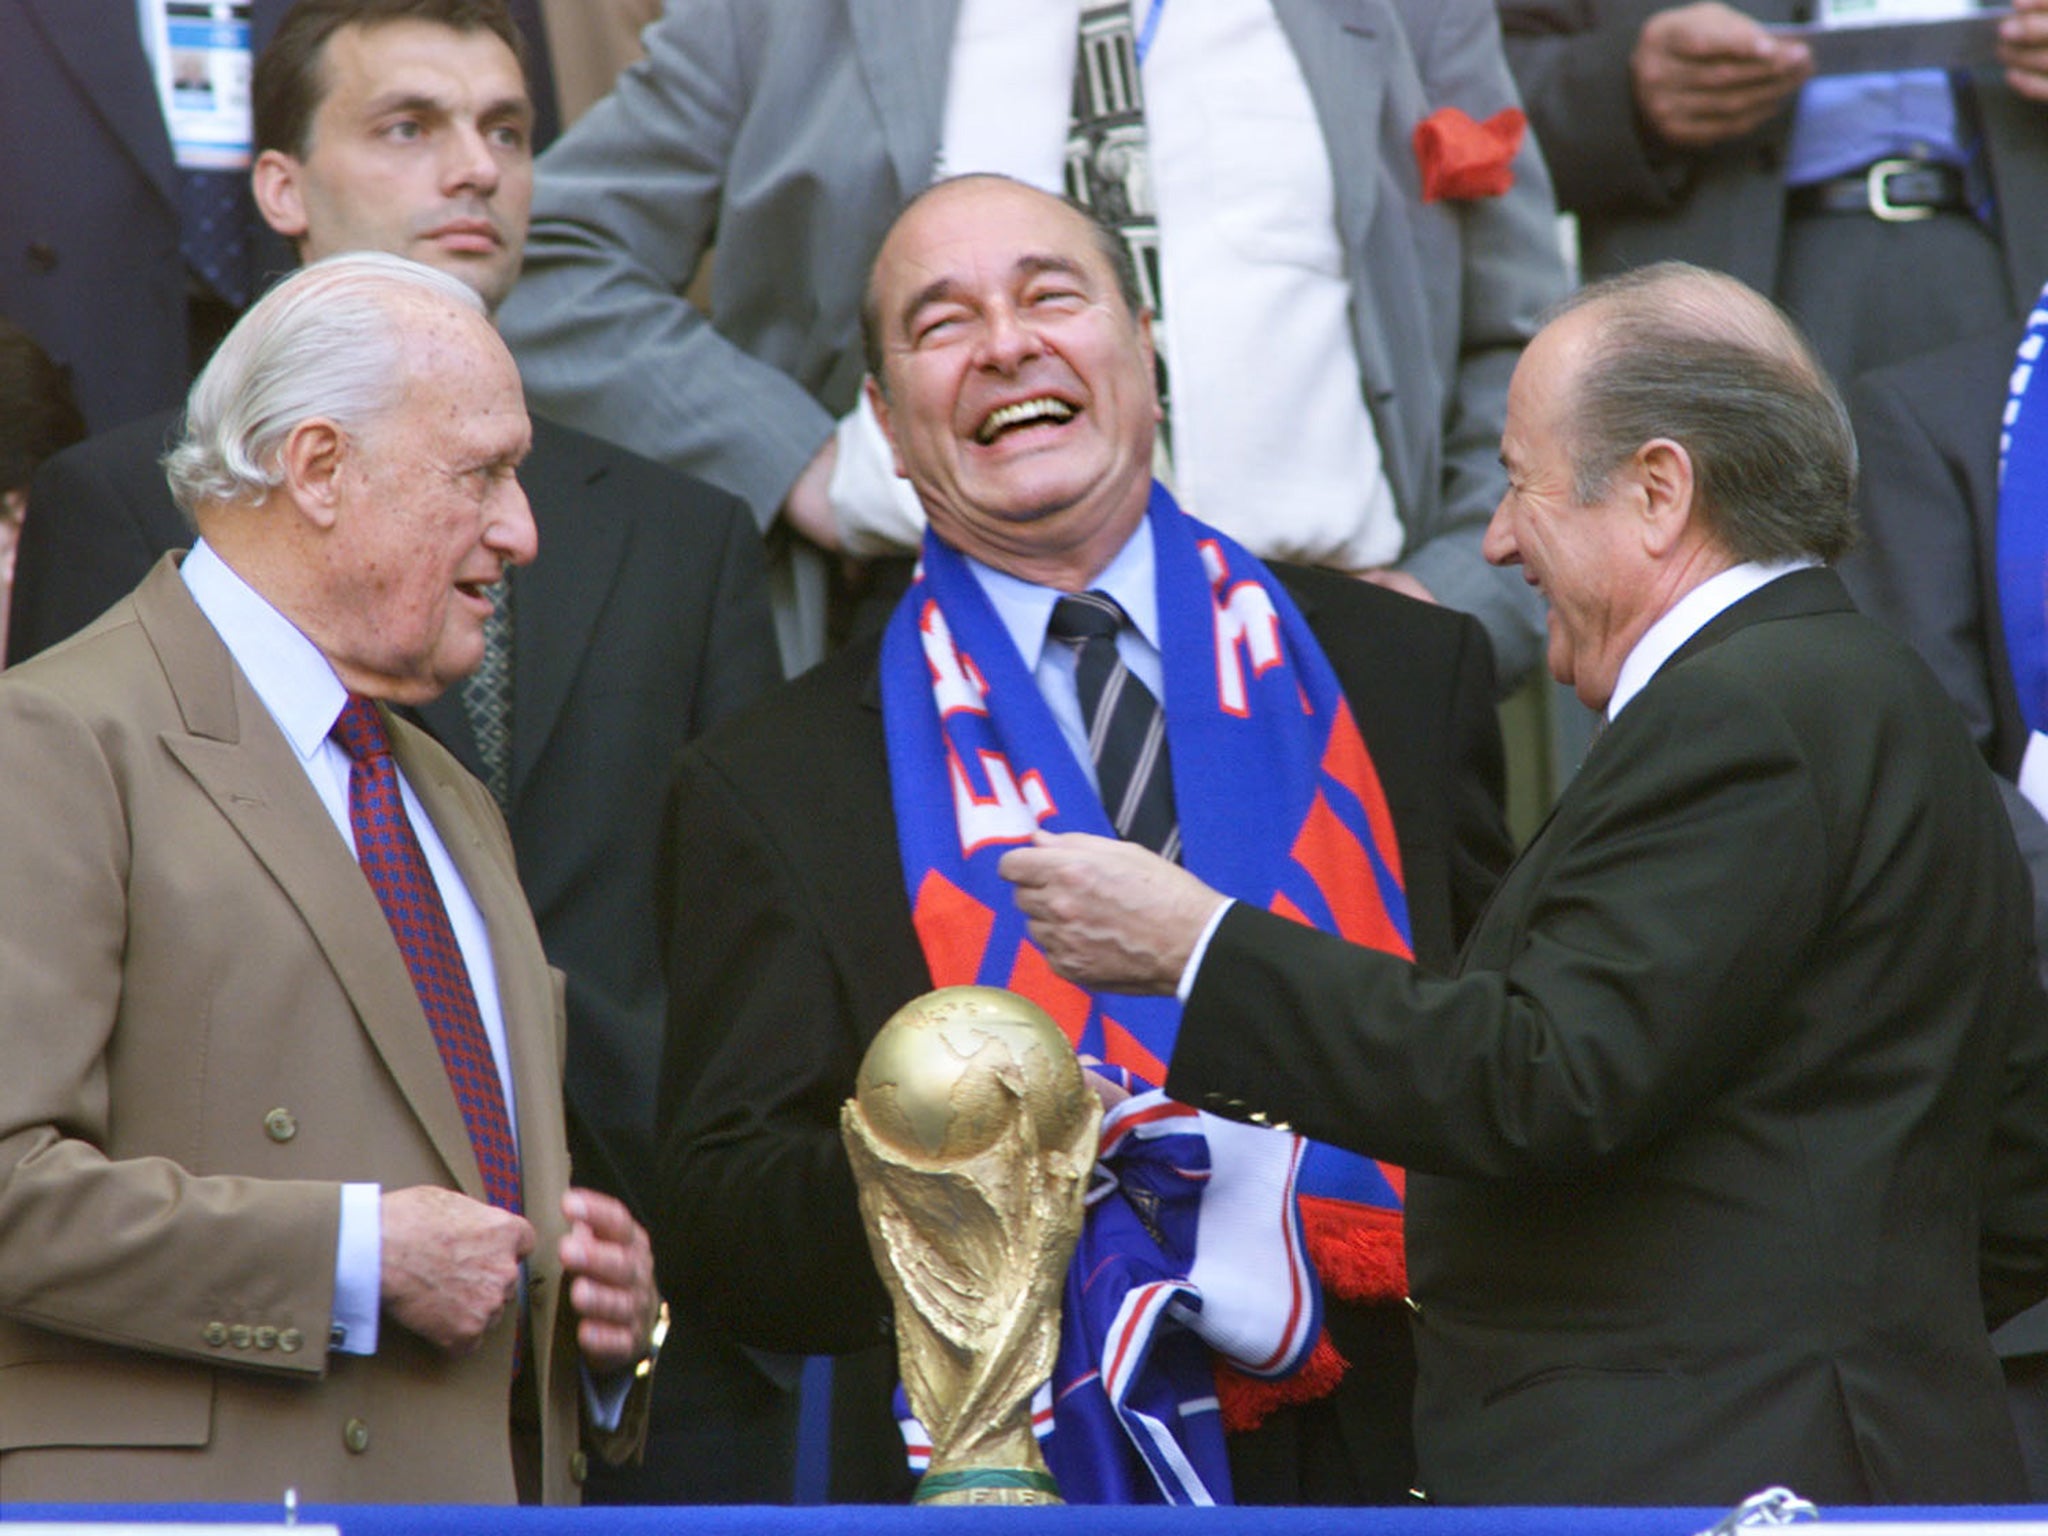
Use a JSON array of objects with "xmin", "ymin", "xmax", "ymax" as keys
[
  {"xmin": 330, "ymin": 694, "xmax": 392, "ymax": 765},
  {"xmin": 1048, "ymin": 590, "xmax": 1129, "ymax": 646}
]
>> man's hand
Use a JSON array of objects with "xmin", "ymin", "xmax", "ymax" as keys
[
  {"xmin": 998, "ymin": 831, "xmax": 1228, "ymax": 994},
  {"xmin": 1631, "ymin": 3, "xmax": 1812, "ymax": 150},
  {"xmin": 2002, "ymin": 0, "xmax": 2048, "ymax": 102},
  {"xmin": 559, "ymin": 1188, "xmax": 662, "ymax": 1377},
  {"xmin": 779, "ymin": 436, "xmax": 842, "ymax": 551},
  {"xmin": 380, "ymin": 1185, "xmax": 535, "ymax": 1354}
]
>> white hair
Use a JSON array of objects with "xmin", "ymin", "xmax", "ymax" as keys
[{"xmin": 164, "ymin": 252, "xmax": 487, "ymax": 516}]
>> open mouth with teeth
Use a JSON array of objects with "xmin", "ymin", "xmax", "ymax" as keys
[{"xmin": 975, "ymin": 396, "xmax": 1077, "ymax": 445}]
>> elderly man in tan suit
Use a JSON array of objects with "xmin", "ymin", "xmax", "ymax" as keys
[{"xmin": 0, "ymin": 252, "xmax": 659, "ymax": 1502}]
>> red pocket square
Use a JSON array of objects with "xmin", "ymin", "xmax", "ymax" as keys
[{"xmin": 1413, "ymin": 106, "xmax": 1526, "ymax": 204}]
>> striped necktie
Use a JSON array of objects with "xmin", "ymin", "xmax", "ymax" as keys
[{"xmin": 1048, "ymin": 590, "xmax": 1179, "ymax": 860}]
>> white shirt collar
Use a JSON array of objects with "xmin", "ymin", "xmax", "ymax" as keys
[
  {"xmin": 179, "ymin": 538, "xmax": 351, "ymax": 760},
  {"xmin": 1606, "ymin": 558, "xmax": 1817, "ymax": 723},
  {"xmin": 966, "ymin": 515, "xmax": 1159, "ymax": 668}
]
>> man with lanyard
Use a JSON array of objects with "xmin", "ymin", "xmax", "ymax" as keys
[{"xmin": 654, "ymin": 174, "xmax": 1513, "ymax": 1503}]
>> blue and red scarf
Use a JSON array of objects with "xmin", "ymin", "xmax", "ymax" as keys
[{"xmin": 881, "ymin": 484, "xmax": 1415, "ymax": 1497}]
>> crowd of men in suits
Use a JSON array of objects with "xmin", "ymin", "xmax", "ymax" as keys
[{"xmin": 6, "ymin": 0, "xmax": 2048, "ymax": 1511}]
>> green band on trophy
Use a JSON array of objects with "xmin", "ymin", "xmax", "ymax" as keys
[{"xmin": 914, "ymin": 1468, "xmax": 1064, "ymax": 1503}]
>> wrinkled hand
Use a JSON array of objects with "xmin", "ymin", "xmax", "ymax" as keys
[
  {"xmin": 380, "ymin": 1185, "xmax": 535, "ymax": 1354},
  {"xmin": 559, "ymin": 1188, "xmax": 662, "ymax": 1376},
  {"xmin": 779, "ymin": 435, "xmax": 842, "ymax": 552},
  {"xmin": 1631, "ymin": 3, "xmax": 1812, "ymax": 150},
  {"xmin": 998, "ymin": 830, "xmax": 1228, "ymax": 995},
  {"xmin": 2002, "ymin": 0, "xmax": 2048, "ymax": 102},
  {"xmin": 1356, "ymin": 567, "xmax": 1437, "ymax": 604}
]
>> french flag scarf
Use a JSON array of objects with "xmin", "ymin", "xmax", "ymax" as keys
[{"xmin": 880, "ymin": 484, "xmax": 1414, "ymax": 1501}]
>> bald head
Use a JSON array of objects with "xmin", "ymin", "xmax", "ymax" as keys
[{"xmin": 1550, "ymin": 262, "xmax": 1857, "ymax": 566}]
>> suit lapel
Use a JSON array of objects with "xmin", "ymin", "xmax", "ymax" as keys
[
  {"xmin": 26, "ymin": 0, "xmax": 180, "ymax": 207},
  {"xmin": 849, "ymin": 0, "xmax": 956, "ymax": 199},
  {"xmin": 1270, "ymin": 0, "xmax": 1400, "ymax": 488},
  {"xmin": 135, "ymin": 561, "xmax": 483, "ymax": 1195},
  {"xmin": 504, "ymin": 422, "xmax": 632, "ymax": 803}
]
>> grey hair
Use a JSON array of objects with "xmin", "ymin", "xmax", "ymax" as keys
[
  {"xmin": 164, "ymin": 252, "xmax": 486, "ymax": 516},
  {"xmin": 1552, "ymin": 261, "xmax": 1858, "ymax": 564}
]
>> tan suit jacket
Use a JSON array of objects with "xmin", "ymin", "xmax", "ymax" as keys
[{"xmin": 0, "ymin": 557, "xmax": 594, "ymax": 1502}]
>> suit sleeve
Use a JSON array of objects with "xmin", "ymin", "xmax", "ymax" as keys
[
  {"xmin": 654, "ymin": 746, "xmax": 893, "ymax": 1356},
  {"xmin": 1441, "ymin": 609, "xmax": 1515, "ymax": 947},
  {"xmin": 495, "ymin": 0, "xmax": 833, "ymax": 528},
  {"xmin": 1393, "ymin": 0, "xmax": 1564, "ymax": 689},
  {"xmin": 1497, "ymin": 0, "xmax": 1699, "ymax": 218},
  {"xmin": 1169, "ymin": 663, "xmax": 1828, "ymax": 1178},
  {"xmin": 1837, "ymin": 361, "xmax": 2004, "ymax": 762},
  {"xmin": 0, "ymin": 678, "xmax": 340, "ymax": 1372}
]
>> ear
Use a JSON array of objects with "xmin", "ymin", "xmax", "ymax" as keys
[
  {"xmin": 864, "ymin": 373, "xmax": 908, "ymax": 480},
  {"xmin": 1633, "ymin": 437, "xmax": 1695, "ymax": 559},
  {"xmin": 1137, "ymin": 308, "xmax": 1161, "ymax": 426},
  {"xmin": 251, "ymin": 149, "xmax": 312, "ymax": 245},
  {"xmin": 278, "ymin": 418, "xmax": 349, "ymax": 531}
]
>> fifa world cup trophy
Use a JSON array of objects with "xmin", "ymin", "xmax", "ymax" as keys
[{"xmin": 841, "ymin": 986, "xmax": 1101, "ymax": 1505}]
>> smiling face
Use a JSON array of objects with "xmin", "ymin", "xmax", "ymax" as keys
[
  {"xmin": 866, "ymin": 178, "xmax": 1159, "ymax": 589},
  {"xmin": 1484, "ymin": 309, "xmax": 1658, "ymax": 713},
  {"xmin": 310, "ymin": 297, "xmax": 536, "ymax": 702},
  {"xmin": 255, "ymin": 19, "xmax": 534, "ymax": 311}
]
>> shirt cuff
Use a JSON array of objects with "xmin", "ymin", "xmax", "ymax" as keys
[
  {"xmin": 331, "ymin": 1182, "xmax": 381, "ymax": 1355},
  {"xmin": 828, "ymin": 388, "xmax": 930, "ymax": 557},
  {"xmin": 1176, "ymin": 898, "xmax": 1236, "ymax": 1004},
  {"xmin": 582, "ymin": 1362, "xmax": 633, "ymax": 1432},
  {"xmin": 2021, "ymin": 733, "xmax": 2048, "ymax": 825}
]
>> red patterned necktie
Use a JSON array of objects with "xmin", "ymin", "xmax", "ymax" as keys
[{"xmin": 331, "ymin": 694, "xmax": 523, "ymax": 1215}]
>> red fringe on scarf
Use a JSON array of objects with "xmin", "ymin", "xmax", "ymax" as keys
[{"xmin": 1214, "ymin": 1196, "xmax": 1409, "ymax": 1433}]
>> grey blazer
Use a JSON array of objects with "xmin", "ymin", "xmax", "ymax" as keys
[{"xmin": 497, "ymin": 0, "xmax": 1566, "ymax": 683}]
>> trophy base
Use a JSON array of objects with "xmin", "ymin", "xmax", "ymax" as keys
[{"xmin": 914, "ymin": 1467, "xmax": 1064, "ymax": 1506}]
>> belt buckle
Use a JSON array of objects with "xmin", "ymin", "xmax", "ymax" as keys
[{"xmin": 1866, "ymin": 156, "xmax": 1934, "ymax": 223}]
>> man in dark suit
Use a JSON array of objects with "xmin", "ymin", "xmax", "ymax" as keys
[
  {"xmin": 0, "ymin": 0, "xmax": 563, "ymax": 438},
  {"xmin": 7, "ymin": 0, "xmax": 788, "ymax": 1504},
  {"xmin": 1004, "ymin": 261, "xmax": 2048, "ymax": 1504},
  {"xmin": 656, "ymin": 174, "xmax": 1513, "ymax": 1503}
]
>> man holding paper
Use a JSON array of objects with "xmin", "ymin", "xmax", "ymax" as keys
[{"xmin": 1498, "ymin": 0, "xmax": 2048, "ymax": 383}]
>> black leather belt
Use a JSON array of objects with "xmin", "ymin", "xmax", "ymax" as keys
[{"xmin": 1787, "ymin": 157, "xmax": 1970, "ymax": 222}]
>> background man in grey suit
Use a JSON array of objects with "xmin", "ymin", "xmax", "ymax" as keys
[
  {"xmin": 1498, "ymin": 0, "xmax": 2048, "ymax": 383},
  {"xmin": 1002, "ymin": 263, "xmax": 2048, "ymax": 1503},
  {"xmin": 496, "ymin": 0, "xmax": 1565, "ymax": 683},
  {"xmin": 5, "ymin": 0, "xmax": 790, "ymax": 1503},
  {"xmin": 0, "ymin": 253, "xmax": 659, "ymax": 1502}
]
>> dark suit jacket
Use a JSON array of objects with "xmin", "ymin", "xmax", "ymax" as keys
[
  {"xmin": 0, "ymin": 0, "xmax": 289, "ymax": 434},
  {"xmin": 1496, "ymin": 0, "xmax": 2048, "ymax": 309},
  {"xmin": 8, "ymin": 411, "xmax": 788, "ymax": 1502},
  {"xmin": 1170, "ymin": 569, "xmax": 2048, "ymax": 1504},
  {"xmin": 1835, "ymin": 326, "xmax": 2048, "ymax": 981},
  {"xmin": 656, "ymin": 564, "xmax": 1511, "ymax": 1499}
]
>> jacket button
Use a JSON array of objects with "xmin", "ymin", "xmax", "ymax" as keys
[
  {"xmin": 230, "ymin": 1324, "xmax": 254, "ymax": 1349},
  {"xmin": 570, "ymin": 1449, "xmax": 589, "ymax": 1484},
  {"xmin": 203, "ymin": 1322, "xmax": 228, "ymax": 1347},
  {"xmin": 264, "ymin": 1108, "xmax": 298, "ymax": 1142},
  {"xmin": 279, "ymin": 1327, "xmax": 303, "ymax": 1354},
  {"xmin": 26, "ymin": 241, "xmax": 56, "ymax": 272},
  {"xmin": 343, "ymin": 1418, "xmax": 371, "ymax": 1454},
  {"xmin": 1404, "ymin": 1295, "xmax": 1423, "ymax": 1316},
  {"xmin": 255, "ymin": 1326, "xmax": 278, "ymax": 1350}
]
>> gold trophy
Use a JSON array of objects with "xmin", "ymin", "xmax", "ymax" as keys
[{"xmin": 842, "ymin": 985, "xmax": 1102, "ymax": 1505}]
